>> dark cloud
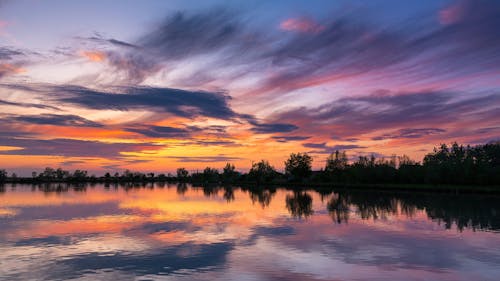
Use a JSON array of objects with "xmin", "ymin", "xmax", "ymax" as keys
[
  {"xmin": 83, "ymin": 34, "xmax": 138, "ymax": 48},
  {"xmin": 125, "ymin": 124, "xmax": 228, "ymax": 139},
  {"xmin": 32, "ymin": 84, "xmax": 238, "ymax": 120},
  {"xmin": 475, "ymin": 127, "xmax": 500, "ymax": 134},
  {"xmin": 372, "ymin": 128, "xmax": 446, "ymax": 141},
  {"xmin": 272, "ymin": 135, "xmax": 311, "ymax": 142},
  {"xmin": 170, "ymin": 155, "xmax": 242, "ymax": 163},
  {"xmin": 104, "ymin": 51, "xmax": 161, "ymax": 84},
  {"xmin": 0, "ymin": 137, "xmax": 161, "ymax": 158},
  {"xmin": 184, "ymin": 140, "xmax": 240, "ymax": 147},
  {"xmin": 140, "ymin": 9, "xmax": 245, "ymax": 61},
  {"xmin": 125, "ymin": 125, "xmax": 191, "ymax": 138},
  {"xmin": 250, "ymin": 122, "xmax": 298, "ymax": 134},
  {"xmin": 274, "ymin": 91, "xmax": 500, "ymax": 139},
  {"xmin": 5, "ymin": 114, "xmax": 103, "ymax": 127},
  {"xmin": 59, "ymin": 160, "xmax": 86, "ymax": 166},
  {"xmin": 62, "ymin": 0, "xmax": 500, "ymax": 90},
  {"xmin": 100, "ymin": 159, "xmax": 153, "ymax": 170},
  {"xmin": 0, "ymin": 46, "xmax": 24, "ymax": 60},
  {"xmin": 0, "ymin": 99, "xmax": 60, "ymax": 110},
  {"xmin": 303, "ymin": 142, "xmax": 366, "ymax": 154}
]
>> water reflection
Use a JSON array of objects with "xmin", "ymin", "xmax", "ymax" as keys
[{"xmin": 0, "ymin": 184, "xmax": 499, "ymax": 281}]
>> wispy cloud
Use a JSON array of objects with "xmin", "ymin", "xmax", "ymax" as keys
[
  {"xmin": 3, "ymin": 114, "xmax": 103, "ymax": 128},
  {"xmin": 0, "ymin": 137, "xmax": 161, "ymax": 158}
]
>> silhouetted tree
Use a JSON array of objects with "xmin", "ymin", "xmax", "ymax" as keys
[
  {"xmin": 176, "ymin": 168, "xmax": 189, "ymax": 181},
  {"xmin": 0, "ymin": 169, "xmax": 6, "ymax": 182},
  {"xmin": 285, "ymin": 153, "xmax": 312, "ymax": 182},
  {"xmin": 325, "ymin": 150, "xmax": 348, "ymax": 172},
  {"xmin": 201, "ymin": 167, "xmax": 219, "ymax": 183},
  {"xmin": 222, "ymin": 163, "xmax": 239, "ymax": 182},
  {"xmin": 248, "ymin": 160, "xmax": 277, "ymax": 184},
  {"xmin": 325, "ymin": 150, "xmax": 348, "ymax": 182}
]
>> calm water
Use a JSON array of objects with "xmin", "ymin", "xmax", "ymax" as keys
[{"xmin": 1, "ymin": 184, "xmax": 499, "ymax": 281}]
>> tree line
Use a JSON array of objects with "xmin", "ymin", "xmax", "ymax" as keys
[{"xmin": 1, "ymin": 141, "xmax": 499, "ymax": 186}]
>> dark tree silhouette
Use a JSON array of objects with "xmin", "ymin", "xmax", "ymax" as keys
[
  {"xmin": 176, "ymin": 168, "xmax": 189, "ymax": 181},
  {"xmin": 222, "ymin": 163, "xmax": 239, "ymax": 182},
  {"xmin": 285, "ymin": 153, "xmax": 312, "ymax": 182},
  {"xmin": 248, "ymin": 160, "xmax": 277, "ymax": 184},
  {"xmin": 0, "ymin": 169, "xmax": 6, "ymax": 183}
]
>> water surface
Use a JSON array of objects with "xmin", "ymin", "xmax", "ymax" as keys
[{"xmin": 1, "ymin": 183, "xmax": 499, "ymax": 280}]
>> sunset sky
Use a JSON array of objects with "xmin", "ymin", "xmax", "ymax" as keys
[{"xmin": 1, "ymin": 0, "xmax": 499, "ymax": 175}]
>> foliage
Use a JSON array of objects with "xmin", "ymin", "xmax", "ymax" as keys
[
  {"xmin": 285, "ymin": 153, "xmax": 312, "ymax": 181},
  {"xmin": 248, "ymin": 160, "xmax": 277, "ymax": 183},
  {"xmin": 176, "ymin": 168, "xmax": 189, "ymax": 181}
]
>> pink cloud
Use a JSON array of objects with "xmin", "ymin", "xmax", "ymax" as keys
[
  {"xmin": 439, "ymin": 2, "xmax": 464, "ymax": 25},
  {"xmin": 279, "ymin": 17, "xmax": 325, "ymax": 33}
]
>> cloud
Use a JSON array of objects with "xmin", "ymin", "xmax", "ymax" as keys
[
  {"xmin": 125, "ymin": 124, "xmax": 229, "ymax": 139},
  {"xmin": 0, "ymin": 137, "xmax": 161, "ymax": 158},
  {"xmin": 80, "ymin": 51, "xmax": 106, "ymax": 62},
  {"xmin": 104, "ymin": 51, "xmax": 162, "ymax": 84},
  {"xmin": 170, "ymin": 155, "xmax": 242, "ymax": 163},
  {"xmin": 272, "ymin": 135, "xmax": 311, "ymax": 142},
  {"xmin": 83, "ymin": 34, "xmax": 138, "ymax": 48},
  {"xmin": 59, "ymin": 160, "xmax": 86, "ymax": 166},
  {"xmin": 372, "ymin": 128, "xmax": 446, "ymax": 141},
  {"xmin": 272, "ymin": 90, "xmax": 500, "ymax": 139},
  {"xmin": 279, "ymin": 17, "xmax": 325, "ymax": 33},
  {"xmin": 26, "ymin": 84, "xmax": 239, "ymax": 120},
  {"xmin": 303, "ymin": 142, "xmax": 366, "ymax": 154},
  {"xmin": 140, "ymin": 9, "xmax": 245, "ymax": 61},
  {"xmin": 0, "ymin": 46, "xmax": 24, "ymax": 60},
  {"xmin": 4, "ymin": 114, "xmax": 103, "ymax": 127},
  {"xmin": 125, "ymin": 125, "xmax": 191, "ymax": 138},
  {"xmin": 78, "ymin": 8, "xmax": 263, "ymax": 84},
  {"xmin": 0, "ymin": 63, "xmax": 25, "ymax": 78},
  {"xmin": 0, "ymin": 98, "xmax": 60, "ymax": 110},
  {"xmin": 250, "ymin": 122, "xmax": 298, "ymax": 134}
]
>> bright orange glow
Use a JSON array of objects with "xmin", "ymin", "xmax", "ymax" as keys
[{"xmin": 81, "ymin": 50, "xmax": 106, "ymax": 62}]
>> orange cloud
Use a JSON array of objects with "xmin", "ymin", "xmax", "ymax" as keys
[
  {"xmin": 0, "ymin": 63, "xmax": 26, "ymax": 76},
  {"xmin": 280, "ymin": 17, "xmax": 325, "ymax": 33},
  {"xmin": 81, "ymin": 51, "xmax": 106, "ymax": 62}
]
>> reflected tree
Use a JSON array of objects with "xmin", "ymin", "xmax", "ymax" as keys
[
  {"xmin": 327, "ymin": 194, "xmax": 350, "ymax": 224},
  {"xmin": 286, "ymin": 191, "xmax": 313, "ymax": 218},
  {"xmin": 248, "ymin": 187, "xmax": 276, "ymax": 208},
  {"xmin": 176, "ymin": 183, "xmax": 188, "ymax": 195},
  {"xmin": 223, "ymin": 186, "xmax": 235, "ymax": 202}
]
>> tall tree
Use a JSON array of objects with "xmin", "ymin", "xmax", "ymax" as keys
[{"xmin": 285, "ymin": 153, "xmax": 313, "ymax": 181}]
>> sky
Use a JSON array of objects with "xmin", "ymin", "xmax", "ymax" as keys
[{"xmin": 0, "ymin": 0, "xmax": 499, "ymax": 175}]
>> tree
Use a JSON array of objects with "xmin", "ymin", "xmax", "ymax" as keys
[
  {"xmin": 202, "ymin": 167, "xmax": 219, "ymax": 183},
  {"xmin": 248, "ymin": 160, "xmax": 277, "ymax": 183},
  {"xmin": 0, "ymin": 169, "xmax": 6, "ymax": 182},
  {"xmin": 55, "ymin": 168, "xmax": 69, "ymax": 180},
  {"xmin": 222, "ymin": 163, "xmax": 239, "ymax": 182},
  {"xmin": 285, "ymin": 153, "xmax": 313, "ymax": 181},
  {"xmin": 176, "ymin": 168, "xmax": 189, "ymax": 181},
  {"xmin": 325, "ymin": 150, "xmax": 348, "ymax": 172}
]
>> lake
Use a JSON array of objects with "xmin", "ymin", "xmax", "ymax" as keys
[{"xmin": 1, "ymin": 183, "xmax": 499, "ymax": 280}]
